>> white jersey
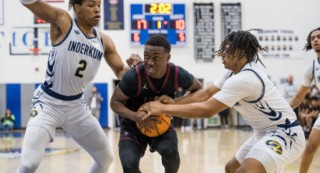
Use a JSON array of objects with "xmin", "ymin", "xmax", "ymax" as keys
[
  {"xmin": 301, "ymin": 58, "xmax": 320, "ymax": 89},
  {"xmin": 214, "ymin": 63, "xmax": 298, "ymax": 134},
  {"xmin": 43, "ymin": 19, "xmax": 103, "ymax": 98},
  {"xmin": 302, "ymin": 58, "xmax": 320, "ymax": 131}
]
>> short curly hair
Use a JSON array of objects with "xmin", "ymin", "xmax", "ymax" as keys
[
  {"xmin": 68, "ymin": 0, "xmax": 83, "ymax": 10},
  {"xmin": 145, "ymin": 34, "xmax": 171, "ymax": 53}
]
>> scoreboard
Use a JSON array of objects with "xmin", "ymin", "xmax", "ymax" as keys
[{"xmin": 130, "ymin": 3, "xmax": 186, "ymax": 46}]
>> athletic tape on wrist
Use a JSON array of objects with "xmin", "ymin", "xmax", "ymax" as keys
[{"xmin": 20, "ymin": 0, "xmax": 39, "ymax": 5}]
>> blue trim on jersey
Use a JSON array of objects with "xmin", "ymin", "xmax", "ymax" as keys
[
  {"xmin": 6, "ymin": 84, "xmax": 21, "ymax": 128},
  {"xmin": 41, "ymin": 84, "xmax": 83, "ymax": 101},
  {"xmin": 52, "ymin": 20, "xmax": 73, "ymax": 47},
  {"xmin": 242, "ymin": 69, "xmax": 265, "ymax": 103},
  {"xmin": 35, "ymin": 83, "xmax": 41, "ymax": 90},
  {"xmin": 75, "ymin": 19, "xmax": 97, "ymax": 39},
  {"xmin": 312, "ymin": 60, "xmax": 315, "ymax": 84}
]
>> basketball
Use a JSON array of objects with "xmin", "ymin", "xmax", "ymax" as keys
[{"xmin": 136, "ymin": 113, "xmax": 171, "ymax": 137}]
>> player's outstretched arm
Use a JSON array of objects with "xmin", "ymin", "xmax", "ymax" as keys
[
  {"xmin": 20, "ymin": 0, "xmax": 70, "ymax": 26},
  {"xmin": 174, "ymin": 85, "xmax": 220, "ymax": 104},
  {"xmin": 290, "ymin": 85, "xmax": 310, "ymax": 109},
  {"xmin": 20, "ymin": 0, "xmax": 71, "ymax": 44},
  {"xmin": 140, "ymin": 96, "xmax": 228, "ymax": 120},
  {"xmin": 101, "ymin": 34, "xmax": 141, "ymax": 79},
  {"xmin": 110, "ymin": 85, "xmax": 159, "ymax": 129}
]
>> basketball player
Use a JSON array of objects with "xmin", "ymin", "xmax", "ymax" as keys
[
  {"xmin": 110, "ymin": 35, "xmax": 202, "ymax": 173},
  {"xmin": 290, "ymin": 27, "xmax": 320, "ymax": 173},
  {"xmin": 140, "ymin": 31, "xmax": 305, "ymax": 173},
  {"xmin": 18, "ymin": 0, "xmax": 140, "ymax": 172}
]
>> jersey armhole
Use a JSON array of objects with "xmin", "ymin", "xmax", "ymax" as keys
[{"xmin": 52, "ymin": 20, "xmax": 73, "ymax": 47}]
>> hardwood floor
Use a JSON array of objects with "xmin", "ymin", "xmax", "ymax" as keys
[{"xmin": 1, "ymin": 128, "xmax": 319, "ymax": 173}]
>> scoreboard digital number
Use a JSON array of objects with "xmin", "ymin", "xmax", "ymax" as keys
[{"xmin": 130, "ymin": 3, "xmax": 186, "ymax": 46}]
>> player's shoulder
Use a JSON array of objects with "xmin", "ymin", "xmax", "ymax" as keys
[
  {"xmin": 169, "ymin": 63, "xmax": 190, "ymax": 73},
  {"xmin": 99, "ymin": 32, "xmax": 110, "ymax": 40},
  {"xmin": 122, "ymin": 67, "xmax": 139, "ymax": 81},
  {"xmin": 99, "ymin": 33, "xmax": 116, "ymax": 50}
]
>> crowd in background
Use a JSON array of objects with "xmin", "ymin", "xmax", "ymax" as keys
[
  {"xmin": 296, "ymin": 85, "xmax": 320, "ymax": 138},
  {"xmin": 277, "ymin": 74, "xmax": 320, "ymax": 139}
]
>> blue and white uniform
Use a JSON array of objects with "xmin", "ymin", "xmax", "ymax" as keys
[
  {"xmin": 28, "ymin": 19, "xmax": 104, "ymax": 140},
  {"xmin": 19, "ymin": 20, "xmax": 113, "ymax": 173},
  {"xmin": 43, "ymin": 21, "xmax": 103, "ymax": 96},
  {"xmin": 301, "ymin": 58, "xmax": 320, "ymax": 131},
  {"xmin": 214, "ymin": 63, "xmax": 305, "ymax": 173}
]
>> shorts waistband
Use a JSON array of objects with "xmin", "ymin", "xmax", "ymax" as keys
[{"xmin": 41, "ymin": 84, "xmax": 83, "ymax": 101}]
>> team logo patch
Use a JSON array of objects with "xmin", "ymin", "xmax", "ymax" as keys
[
  {"xmin": 30, "ymin": 110, "xmax": 38, "ymax": 118},
  {"xmin": 266, "ymin": 140, "xmax": 283, "ymax": 155}
]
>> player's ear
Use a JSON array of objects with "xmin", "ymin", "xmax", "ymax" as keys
[
  {"xmin": 74, "ymin": 4, "xmax": 81, "ymax": 13},
  {"xmin": 167, "ymin": 54, "xmax": 171, "ymax": 62}
]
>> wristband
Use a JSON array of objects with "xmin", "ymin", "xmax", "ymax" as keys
[{"xmin": 20, "ymin": 0, "xmax": 39, "ymax": 5}]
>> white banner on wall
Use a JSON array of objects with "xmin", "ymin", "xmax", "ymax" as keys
[
  {"xmin": 0, "ymin": 0, "xmax": 4, "ymax": 25},
  {"xmin": 221, "ymin": 3, "xmax": 242, "ymax": 40},
  {"xmin": 194, "ymin": 3, "xmax": 215, "ymax": 62},
  {"xmin": 252, "ymin": 29, "xmax": 303, "ymax": 58}
]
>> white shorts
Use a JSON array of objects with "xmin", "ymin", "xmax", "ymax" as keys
[
  {"xmin": 27, "ymin": 86, "xmax": 101, "ymax": 142},
  {"xmin": 312, "ymin": 116, "xmax": 320, "ymax": 131},
  {"xmin": 235, "ymin": 126, "xmax": 305, "ymax": 173}
]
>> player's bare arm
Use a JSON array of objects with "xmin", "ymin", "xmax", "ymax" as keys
[
  {"xmin": 110, "ymin": 85, "xmax": 160, "ymax": 129},
  {"xmin": 140, "ymin": 96, "xmax": 228, "ymax": 120},
  {"xmin": 290, "ymin": 85, "xmax": 310, "ymax": 109},
  {"xmin": 174, "ymin": 85, "xmax": 220, "ymax": 104},
  {"xmin": 155, "ymin": 77, "xmax": 203, "ymax": 105},
  {"xmin": 101, "ymin": 34, "xmax": 127, "ymax": 79},
  {"xmin": 21, "ymin": 0, "xmax": 71, "ymax": 44},
  {"xmin": 101, "ymin": 34, "xmax": 141, "ymax": 79}
]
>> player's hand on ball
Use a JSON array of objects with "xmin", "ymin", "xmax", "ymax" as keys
[
  {"xmin": 136, "ymin": 113, "xmax": 171, "ymax": 137},
  {"xmin": 138, "ymin": 100, "xmax": 164, "ymax": 121},
  {"xmin": 126, "ymin": 53, "xmax": 142, "ymax": 68},
  {"xmin": 135, "ymin": 111, "xmax": 161, "ymax": 131},
  {"xmin": 157, "ymin": 95, "xmax": 174, "ymax": 104},
  {"xmin": 138, "ymin": 117, "xmax": 161, "ymax": 132}
]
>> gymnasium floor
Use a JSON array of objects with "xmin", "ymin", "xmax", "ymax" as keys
[{"xmin": 1, "ymin": 127, "xmax": 319, "ymax": 173}]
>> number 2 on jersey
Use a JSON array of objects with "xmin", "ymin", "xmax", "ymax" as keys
[{"xmin": 75, "ymin": 60, "xmax": 87, "ymax": 78}]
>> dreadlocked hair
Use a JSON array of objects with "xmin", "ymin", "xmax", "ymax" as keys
[
  {"xmin": 145, "ymin": 34, "xmax": 171, "ymax": 53},
  {"xmin": 216, "ymin": 30, "xmax": 267, "ymax": 67},
  {"xmin": 68, "ymin": 0, "xmax": 82, "ymax": 10},
  {"xmin": 304, "ymin": 27, "xmax": 320, "ymax": 51}
]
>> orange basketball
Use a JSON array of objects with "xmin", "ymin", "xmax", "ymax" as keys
[{"xmin": 136, "ymin": 113, "xmax": 171, "ymax": 137}]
